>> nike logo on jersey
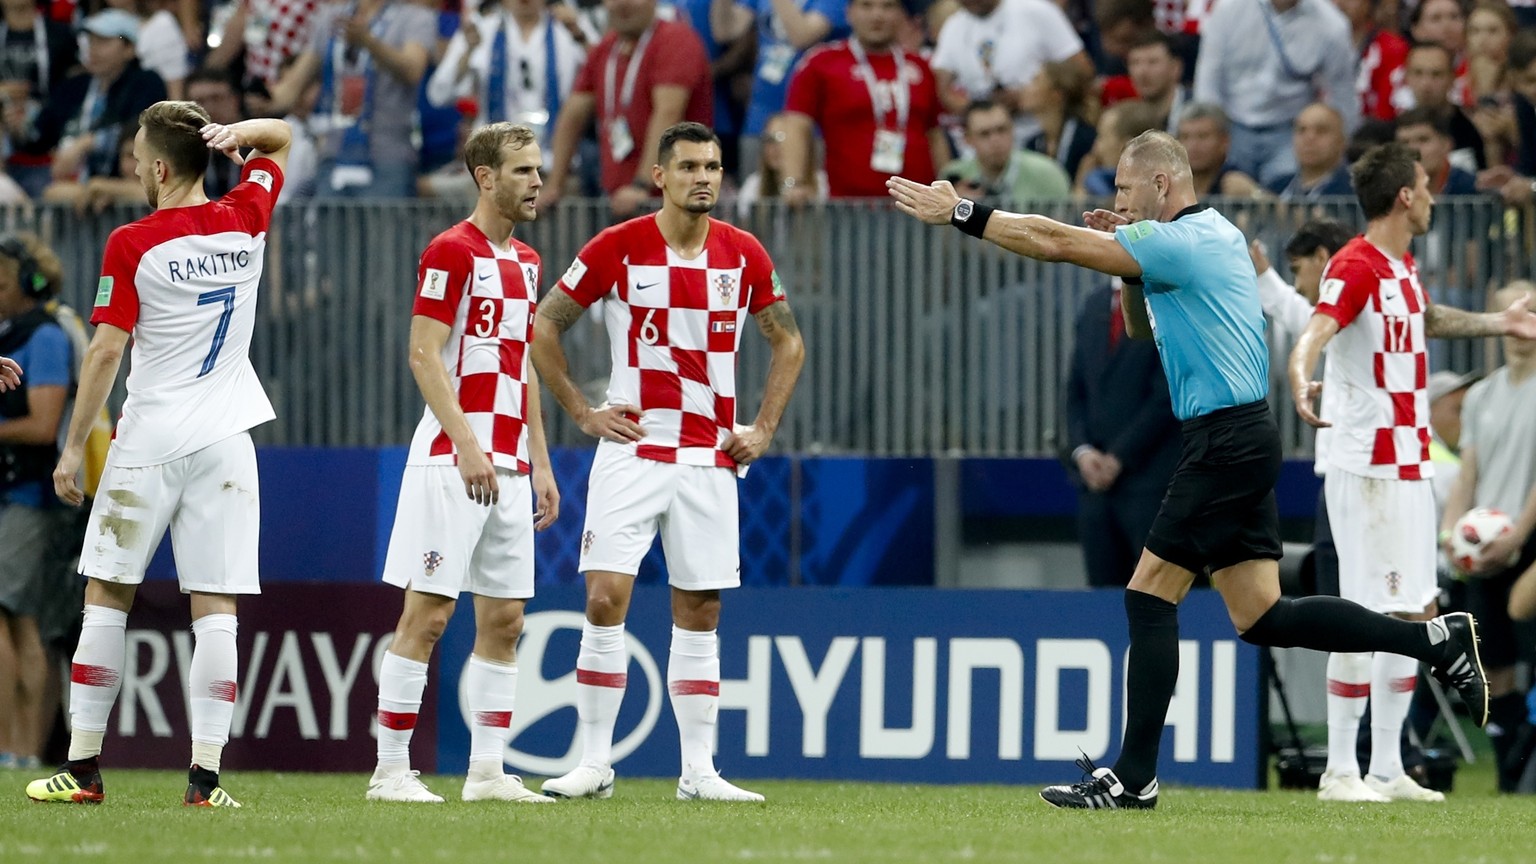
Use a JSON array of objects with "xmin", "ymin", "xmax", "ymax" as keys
[
  {"xmin": 635, "ymin": 282, "xmax": 658, "ymax": 291},
  {"xmin": 477, "ymin": 273, "xmax": 492, "ymax": 281},
  {"xmin": 1384, "ymin": 292, "xmax": 1400, "ymax": 300}
]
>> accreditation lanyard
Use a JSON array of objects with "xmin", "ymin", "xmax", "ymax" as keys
[
  {"xmin": 602, "ymin": 24, "xmax": 653, "ymax": 124},
  {"xmin": 848, "ymin": 37, "xmax": 910, "ymax": 132},
  {"xmin": 0, "ymin": 23, "xmax": 48, "ymax": 97}
]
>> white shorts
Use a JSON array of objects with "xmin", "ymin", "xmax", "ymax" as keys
[
  {"xmin": 381, "ymin": 466, "xmax": 534, "ymax": 599},
  {"xmin": 1324, "ymin": 469, "xmax": 1438, "ymax": 614},
  {"xmin": 579, "ymin": 444, "xmax": 740, "ymax": 590},
  {"xmin": 80, "ymin": 432, "xmax": 260, "ymax": 595}
]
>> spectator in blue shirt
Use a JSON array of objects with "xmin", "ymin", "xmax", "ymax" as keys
[
  {"xmin": 0, "ymin": 234, "xmax": 74, "ymax": 772},
  {"xmin": 711, "ymin": 0, "xmax": 848, "ymax": 168}
]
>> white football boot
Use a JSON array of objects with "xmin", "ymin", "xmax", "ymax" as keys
[
  {"xmin": 1317, "ymin": 770, "xmax": 1390, "ymax": 803},
  {"xmin": 462, "ymin": 773, "xmax": 556, "ymax": 803},
  {"xmin": 676, "ymin": 774, "xmax": 765, "ymax": 802},
  {"xmin": 542, "ymin": 764, "xmax": 616, "ymax": 799},
  {"xmin": 1364, "ymin": 773, "xmax": 1446, "ymax": 802},
  {"xmin": 366, "ymin": 766, "xmax": 445, "ymax": 803}
]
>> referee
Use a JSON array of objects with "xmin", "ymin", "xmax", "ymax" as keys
[{"xmin": 887, "ymin": 130, "xmax": 1491, "ymax": 810}]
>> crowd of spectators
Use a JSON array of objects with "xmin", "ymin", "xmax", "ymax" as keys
[{"xmin": 0, "ymin": 0, "xmax": 1534, "ymax": 210}]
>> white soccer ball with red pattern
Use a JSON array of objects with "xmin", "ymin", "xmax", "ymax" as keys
[{"xmin": 1450, "ymin": 507, "xmax": 1516, "ymax": 573}]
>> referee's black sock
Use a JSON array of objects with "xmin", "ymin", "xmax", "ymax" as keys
[
  {"xmin": 1112, "ymin": 589, "xmax": 1180, "ymax": 793},
  {"xmin": 1239, "ymin": 596, "xmax": 1442, "ymax": 661}
]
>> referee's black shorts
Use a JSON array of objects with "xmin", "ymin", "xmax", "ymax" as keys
[{"xmin": 1144, "ymin": 400, "xmax": 1284, "ymax": 574}]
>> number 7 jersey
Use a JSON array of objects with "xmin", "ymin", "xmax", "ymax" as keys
[
  {"xmin": 558, "ymin": 214, "xmax": 784, "ymax": 468},
  {"xmin": 91, "ymin": 158, "xmax": 283, "ymax": 468}
]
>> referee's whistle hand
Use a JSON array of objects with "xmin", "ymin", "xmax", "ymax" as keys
[{"xmin": 581, "ymin": 404, "xmax": 646, "ymax": 443}]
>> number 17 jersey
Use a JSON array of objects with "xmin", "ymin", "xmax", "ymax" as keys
[
  {"xmin": 91, "ymin": 159, "xmax": 283, "ymax": 468},
  {"xmin": 558, "ymin": 214, "xmax": 784, "ymax": 468}
]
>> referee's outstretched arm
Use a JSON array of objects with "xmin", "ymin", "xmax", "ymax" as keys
[{"xmin": 885, "ymin": 175, "xmax": 1152, "ymax": 338}]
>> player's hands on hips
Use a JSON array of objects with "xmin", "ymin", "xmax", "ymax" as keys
[
  {"xmin": 459, "ymin": 448, "xmax": 499, "ymax": 506},
  {"xmin": 532, "ymin": 469, "xmax": 559, "ymax": 531},
  {"xmin": 885, "ymin": 177, "xmax": 961, "ymax": 225},
  {"xmin": 1497, "ymin": 291, "xmax": 1536, "ymax": 340},
  {"xmin": 53, "ymin": 446, "xmax": 85, "ymax": 507},
  {"xmin": 0, "ymin": 354, "xmax": 20, "ymax": 392},
  {"xmin": 1292, "ymin": 380, "xmax": 1329, "ymax": 428},
  {"xmin": 580, "ymin": 403, "xmax": 645, "ymax": 443},
  {"xmin": 201, "ymin": 123, "xmax": 245, "ymax": 165},
  {"xmin": 723, "ymin": 424, "xmax": 772, "ymax": 466},
  {"xmin": 1082, "ymin": 209, "xmax": 1130, "ymax": 233}
]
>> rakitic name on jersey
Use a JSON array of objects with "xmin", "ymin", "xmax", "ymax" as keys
[{"xmin": 167, "ymin": 250, "xmax": 253, "ymax": 283}]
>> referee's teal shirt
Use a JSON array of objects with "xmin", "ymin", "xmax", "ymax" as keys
[{"xmin": 1114, "ymin": 205, "xmax": 1269, "ymax": 421}]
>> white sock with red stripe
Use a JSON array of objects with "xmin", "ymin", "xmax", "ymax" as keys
[
  {"xmin": 465, "ymin": 654, "xmax": 517, "ymax": 779},
  {"xmin": 1324, "ymin": 651, "xmax": 1371, "ymax": 776},
  {"xmin": 575, "ymin": 622, "xmax": 627, "ymax": 768},
  {"xmin": 1368, "ymin": 652, "xmax": 1419, "ymax": 780},
  {"xmin": 188, "ymin": 614, "xmax": 239, "ymax": 773},
  {"xmin": 668, "ymin": 626, "xmax": 720, "ymax": 780},
  {"xmin": 67, "ymin": 605, "xmax": 128, "ymax": 761},
  {"xmin": 376, "ymin": 651, "xmax": 429, "ymax": 770}
]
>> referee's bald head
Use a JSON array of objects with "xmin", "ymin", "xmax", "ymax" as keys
[{"xmin": 1120, "ymin": 130, "xmax": 1192, "ymax": 185}]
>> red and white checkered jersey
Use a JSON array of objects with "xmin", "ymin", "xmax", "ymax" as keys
[
  {"xmin": 91, "ymin": 159, "xmax": 284, "ymax": 468},
  {"xmin": 558, "ymin": 215, "xmax": 784, "ymax": 468},
  {"xmin": 245, "ymin": 0, "xmax": 320, "ymax": 84},
  {"xmin": 409, "ymin": 221, "xmax": 539, "ymax": 473},
  {"xmin": 1314, "ymin": 236, "xmax": 1432, "ymax": 481}
]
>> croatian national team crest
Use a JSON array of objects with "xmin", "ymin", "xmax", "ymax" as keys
[
  {"xmin": 424, "ymin": 551, "xmax": 444, "ymax": 576},
  {"xmin": 1385, "ymin": 570, "xmax": 1401, "ymax": 596},
  {"xmin": 581, "ymin": 530, "xmax": 596, "ymax": 556},
  {"xmin": 715, "ymin": 273, "xmax": 736, "ymax": 304},
  {"xmin": 524, "ymin": 264, "xmax": 538, "ymax": 292}
]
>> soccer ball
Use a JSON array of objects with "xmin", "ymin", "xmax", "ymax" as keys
[{"xmin": 1449, "ymin": 507, "xmax": 1516, "ymax": 574}]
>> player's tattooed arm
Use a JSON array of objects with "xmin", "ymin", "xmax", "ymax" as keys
[
  {"xmin": 531, "ymin": 291, "xmax": 645, "ymax": 443},
  {"xmin": 537, "ymin": 290, "xmax": 587, "ymax": 334},
  {"xmin": 754, "ymin": 299, "xmax": 801, "ymax": 342},
  {"xmin": 1426, "ymin": 294, "xmax": 1536, "ymax": 340},
  {"xmin": 726, "ymin": 301, "xmax": 805, "ymax": 465}
]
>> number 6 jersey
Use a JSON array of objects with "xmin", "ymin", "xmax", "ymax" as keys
[
  {"xmin": 558, "ymin": 214, "xmax": 784, "ymax": 469},
  {"xmin": 91, "ymin": 158, "xmax": 283, "ymax": 468}
]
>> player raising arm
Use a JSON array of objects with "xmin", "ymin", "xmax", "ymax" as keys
[{"xmin": 28, "ymin": 107, "xmax": 290, "ymax": 808}]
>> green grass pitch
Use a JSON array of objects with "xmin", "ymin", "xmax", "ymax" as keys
[{"xmin": 3, "ymin": 762, "xmax": 1534, "ymax": 863}]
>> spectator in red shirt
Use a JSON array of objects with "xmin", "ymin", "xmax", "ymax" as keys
[
  {"xmin": 540, "ymin": 0, "xmax": 712, "ymax": 216},
  {"xmin": 780, "ymin": 0, "xmax": 948, "ymax": 201},
  {"xmin": 1337, "ymin": 0, "xmax": 1409, "ymax": 121}
]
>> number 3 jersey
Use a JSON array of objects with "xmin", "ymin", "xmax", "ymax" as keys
[
  {"xmin": 92, "ymin": 158, "xmax": 284, "ymax": 468},
  {"xmin": 559, "ymin": 214, "xmax": 784, "ymax": 468},
  {"xmin": 1313, "ymin": 236, "xmax": 1432, "ymax": 480},
  {"xmin": 409, "ymin": 221, "xmax": 540, "ymax": 474}
]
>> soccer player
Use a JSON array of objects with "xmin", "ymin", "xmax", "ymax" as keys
[
  {"xmin": 1289, "ymin": 144, "xmax": 1536, "ymax": 802},
  {"xmin": 531, "ymin": 121, "xmax": 805, "ymax": 802},
  {"xmin": 367, "ymin": 122, "xmax": 558, "ymax": 805},
  {"xmin": 887, "ymin": 130, "xmax": 1491, "ymax": 810},
  {"xmin": 25, "ymin": 105, "xmax": 291, "ymax": 807}
]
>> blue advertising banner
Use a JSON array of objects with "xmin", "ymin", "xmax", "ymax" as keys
[{"xmin": 434, "ymin": 586, "xmax": 1263, "ymax": 788}]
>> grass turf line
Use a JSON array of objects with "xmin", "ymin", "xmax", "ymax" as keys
[{"xmin": 2, "ymin": 763, "xmax": 1533, "ymax": 863}]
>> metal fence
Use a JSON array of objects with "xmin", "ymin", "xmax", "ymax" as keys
[{"xmin": 26, "ymin": 195, "xmax": 1535, "ymax": 457}]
